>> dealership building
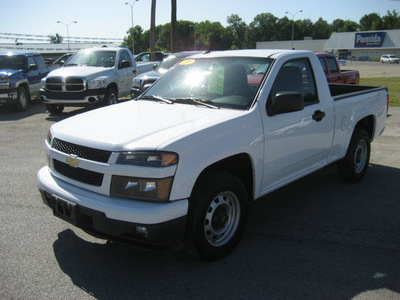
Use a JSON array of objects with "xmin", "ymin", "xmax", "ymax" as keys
[{"xmin": 257, "ymin": 29, "xmax": 400, "ymax": 61}]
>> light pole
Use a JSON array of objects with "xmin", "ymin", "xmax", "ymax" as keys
[
  {"xmin": 57, "ymin": 21, "xmax": 77, "ymax": 53},
  {"xmin": 125, "ymin": 0, "xmax": 139, "ymax": 55},
  {"xmin": 285, "ymin": 10, "xmax": 303, "ymax": 50}
]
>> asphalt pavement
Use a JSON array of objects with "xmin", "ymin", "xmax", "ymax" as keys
[{"xmin": 0, "ymin": 101, "xmax": 399, "ymax": 300}]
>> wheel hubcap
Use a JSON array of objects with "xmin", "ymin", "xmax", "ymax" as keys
[
  {"xmin": 20, "ymin": 93, "xmax": 27, "ymax": 107},
  {"xmin": 204, "ymin": 191, "xmax": 240, "ymax": 247},
  {"xmin": 354, "ymin": 140, "xmax": 367, "ymax": 173},
  {"xmin": 109, "ymin": 93, "xmax": 117, "ymax": 104}
]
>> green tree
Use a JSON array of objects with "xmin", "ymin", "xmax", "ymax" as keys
[
  {"xmin": 360, "ymin": 13, "xmax": 381, "ymax": 31},
  {"xmin": 297, "ymin": 19, "xmax": 314, "ymax": 38},
  {"xmin": 227, "ymin": 14, "xmax": 248, "ymax": 49},
  {"xmin": 249, "ymin": 13, "xmax": 279, "ymax": 46},
  {"xmin": 312, "ymin": 18, "xmax": 332, "ymax": 39},
  {"xmin": 382, "ymin": 10, "xmax": 400, "ymax": 29},
  {"xmin": 275, "ymin": 16, "xmax": 292, "ymax": 41},
  {"xmin": 196, "ymin": 21, "xmax": 232, "ymax": 50},
  {"xmin": 124, "ymin": 25, "xmax": 145, "ymax": 53}
]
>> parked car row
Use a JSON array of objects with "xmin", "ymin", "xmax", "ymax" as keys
[{"xmin": 3, "ymin": 49, "xmax": 392, "ymax": 115}]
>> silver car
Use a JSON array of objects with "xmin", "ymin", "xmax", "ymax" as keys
[{"xmin": 380, "ymin": 54, "xmax": 399, "ymax": 64}]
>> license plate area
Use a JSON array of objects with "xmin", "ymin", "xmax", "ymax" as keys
[{"xmin": 52, "ymin": 196, "xmax": 77, "ymax": 224}]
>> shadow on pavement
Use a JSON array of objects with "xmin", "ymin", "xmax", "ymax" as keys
[{"xmin": 52, "ymin": 163, "xmax": 400, "ymax": 299}]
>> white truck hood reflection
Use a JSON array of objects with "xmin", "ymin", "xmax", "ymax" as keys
[
  {"xmin": 48, "ymin": 66, "xmax": 111, "ymax": 77},
  {"xmin": 51, "ymin": 100, "xmax": 243, "ymax": 151}
]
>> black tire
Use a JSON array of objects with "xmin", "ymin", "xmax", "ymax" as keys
[
  {"xmin": 14, "ymin": 86, "xmax": 29, "ymax": 111},
  {"xmin": 185, "ymin": 172, "xmax": 249, "ymax": 260},
  {"xmin": 46, "ymin": 104, "xmax": 64, "ymax": 115},
  {"xmin": 105, "ymin": 87, "xmax": 118, "ymax": 105},
  {"xmin": 337, "ymin": 129, "xmax": 370, "ymax": 182}
]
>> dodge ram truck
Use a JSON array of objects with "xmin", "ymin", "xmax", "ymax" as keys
[
  {"xmin": 0, "ymin": 52, "xmax": 58, "ymax": 111},
  {"xmin": 40, "ymin": 47, "xmax": 137, "ymax": 114},
  {"xmin": 37, "ymin": 50, "xmax": 387, "ymax": 260},
  {"xmin": 317, "ymin": 53, "xmax": 360, "ymax": 84}
]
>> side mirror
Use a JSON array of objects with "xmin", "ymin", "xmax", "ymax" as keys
[
  {"xmin": 153, "ymin": 63, "xmax": 158, "ymax": 70},
  {"xmin": 120, "ymin": 60, "xmax": 131, "ymax": 69},
  {"xmin": 267, "ymin": 92, "xmax": 304, "ymax": 116}
]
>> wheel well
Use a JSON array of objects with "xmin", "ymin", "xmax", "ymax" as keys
[
  {"xmin": 355, "ymin": 115, "xmax": 374, "ymax": 140},
  {"xmin": 194, "ymin": 154, "xmax": 254, "ymax": 201},
  {"xmin": 107, "ymin": 83, "xmax": 118, "ymax": 94},
  {"xmin": 18, "ymin": 83, "xmax": 31, "ymax": 100}
]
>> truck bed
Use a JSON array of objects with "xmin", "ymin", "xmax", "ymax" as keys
[{"xmin": 329, "ymin": 83, "xmax": 388, "ymax": 101}]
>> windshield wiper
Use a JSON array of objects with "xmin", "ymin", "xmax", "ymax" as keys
[
  {"xmin": 171, "ymin": 97, "xmax": 219, "ymax": 109},
  {"xmin": 139, "ymin": 95, "xmax": 173, "ymax": 104}
]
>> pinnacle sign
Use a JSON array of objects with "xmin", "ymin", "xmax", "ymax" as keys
[{"xmin": 354, "ymin": 32, "xmax": 385, "ymax": 48}]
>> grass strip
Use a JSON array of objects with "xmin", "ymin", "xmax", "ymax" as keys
[{"xmin": 360, "ymin": 77, "xmax": 400, "ymax": 106}]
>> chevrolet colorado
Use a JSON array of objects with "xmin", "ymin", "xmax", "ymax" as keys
[{"xmin": 37, "ymin": 50, "xmax": 387, "ymax": 260}]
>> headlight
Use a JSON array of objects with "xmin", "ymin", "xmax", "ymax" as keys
[
  {"xmin": 110, "ymin": 175, "xmax": 173, "ymax": 202},
  {"xmin": 88, "ymin": 79, "xmax": 106, "ymax": 89},
  {"xmin": 0, "ymin": 78, "xmax": 10, "ymax": 89},
  {"xmin": 116, "ymin": 151, "xmax": 178, "ymax": 167},
  {"xmin": 41, "ymin": 78, "xmax": 46, "ymax": 89},
  {"xmin": 46, "ymin": 130, "xmax": 53, "ymax": 146}
]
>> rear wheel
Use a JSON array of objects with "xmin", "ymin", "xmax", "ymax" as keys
[
  {"xmin": 337, "ymin": 129, "xmax": 370, "ymax": 182},
  {"xmin": 46, "ymin": 104, "xmax": 64, "ymax": 115},
  {"xmin": 185, "ymin": 172, "xmax": 248, "ymax": 260}
]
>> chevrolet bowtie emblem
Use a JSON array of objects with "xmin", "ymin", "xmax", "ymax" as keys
[{"xmin": 66, "ymin": 154, "xmax": 80, "ymax": 168}]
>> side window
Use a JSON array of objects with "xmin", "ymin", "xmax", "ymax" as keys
[
  {"xmin": 119, "ymin": 51, "xmax": 132, "ymax": 68},
  {"xmin": 34, "ymin": 55, "xmax": 46, "ymax": 69},
  {"xmin": 137, "ymin": 53, "xmax": 150, "ymax": 62},
  {"xmin": 268, "ymin": 58, "xmax": 319, "ymax": 108},
  {"xmin": 27, "ymin": 57, "xmax": 36, "ymax": 68},
  {"xmin": 318, "ymin": 57, "xmax": 327, "ymax": 74},
  {"xmin": 326, "ymin": 57, "xmax": 339, "ymax": 73}
]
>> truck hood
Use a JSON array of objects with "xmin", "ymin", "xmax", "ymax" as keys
[
  {"xmin": 47, "ymin": 66, "xmax": 112, "ymax": 78},
  {"xmin": 0, "ymin": 69, "xmax": 21, "ymax": 77},
  {"xmin": 51, "ymin": 100, "xmax": 243, "ymax": 151}
]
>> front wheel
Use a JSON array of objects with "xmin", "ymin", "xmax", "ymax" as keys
[
  {"xmin": 185, "ymin": 172, "xmax": 249, "ymax": 260},
  {"xmin": 14, "ymin": 86, "xmax": 29, "ymax": 111},
  {"xmin": 104, "ymin": 87, "xmax": 118, "ymax": 105},
  {"xmin": 46, "ymin": 104, "xmax": 64, "ymax": 115},
  {"xmin": 337, "ymin": 129, "xmax": 370, "ymax": 182}
]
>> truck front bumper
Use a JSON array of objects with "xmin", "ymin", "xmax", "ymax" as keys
[
  {"xmin": 40, "ymin": 88, "xmax": 106, "ymax": 105},
  {"xmin": 0, "ymin": 89, "xmax": 18, "ymax": 103},
  {"xmin": 37, "ymin": 166, "xmax": 188, "ymax": 247}
]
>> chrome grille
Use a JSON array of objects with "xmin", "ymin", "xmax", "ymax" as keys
[{"xmin": 45, "ymin": 77, "xmax": 85, "ymax": 92}]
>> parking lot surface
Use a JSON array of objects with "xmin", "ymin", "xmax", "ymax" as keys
[{"xmin": 1, "ymin": 65, "xmax": 400, "ymax": 299}]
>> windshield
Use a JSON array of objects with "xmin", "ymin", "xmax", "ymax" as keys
[
  {"xmin": 141, "ymin": 56, "xmax": 272, "ymax": 110},
  {"xmin": 65, "ymin": 50, "xmax": 116, "ymax": 67},
  {"xmin": 0, "ymin": 55, "xmax": 24, "ymax": 70},
  {"xmin": 158, "ymin": 54, "xmax": 186, "ymax": 71}
]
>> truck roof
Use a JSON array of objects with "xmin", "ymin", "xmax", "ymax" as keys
[
  {"xmin": 0, "ymin": 51, "xmax": 40, "ymax": 56},
  {"xmin": 190, "ymin": 49, "xmax": 313, "ymax": 59}
]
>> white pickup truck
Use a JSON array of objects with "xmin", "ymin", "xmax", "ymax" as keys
[
  {"xmin": 37, "ymin": 50, "xmax": 388, "ymax": 260},
  {"xmin": 40, "ymin": 47, "xmax": 137, "ymax": 114}
]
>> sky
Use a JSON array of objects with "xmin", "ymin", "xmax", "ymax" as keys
[{"xmin": 1, "ymin": 0, "xmax": 400, "ymax": 43}]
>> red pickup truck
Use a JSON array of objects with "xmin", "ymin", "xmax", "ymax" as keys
[{"xmin": 317, "ymin": 53, "xmax": 360, "ymax": 84}]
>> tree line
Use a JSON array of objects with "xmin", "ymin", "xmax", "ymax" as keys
[{"xmin": 123, "ymin": 9, "xmax": 400, "ymax": 54}]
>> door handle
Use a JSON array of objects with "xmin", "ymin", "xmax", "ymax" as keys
[{"xmin": 312, "ymin": 110, "xmax": 325, "ymax": 122}]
